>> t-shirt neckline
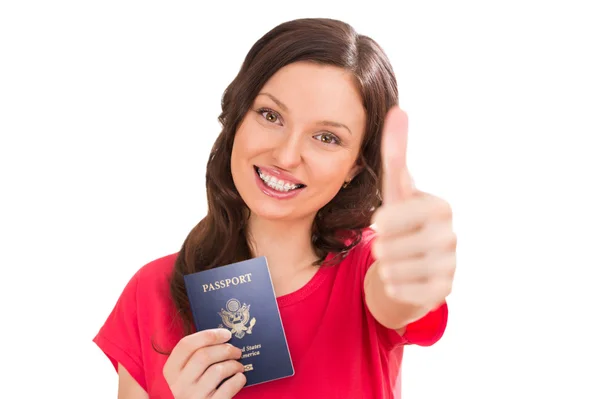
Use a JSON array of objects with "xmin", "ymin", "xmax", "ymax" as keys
[{"xmin": 275, "ymin": 252, "xmax": 335, "ymax": 308}]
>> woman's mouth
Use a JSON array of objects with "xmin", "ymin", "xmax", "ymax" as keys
[{"xmin": 254, "ymin": 166, "xmax": 306, "ymax": 193}]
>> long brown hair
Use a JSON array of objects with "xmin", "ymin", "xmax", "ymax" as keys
[{"xmin": 169, "ymin": 18, "xmax": 398, "ymax": 338}]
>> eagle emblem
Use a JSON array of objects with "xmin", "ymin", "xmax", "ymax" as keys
[{"xmin": 218, "ymin": 298, "xmax": 256, "ymax": 339}]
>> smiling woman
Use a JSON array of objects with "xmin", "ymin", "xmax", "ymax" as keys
[
  {"xmin": 231, "ymin": 62, "xmax": 365, "ymax": 219},
  {"xmin": 93, "ymin": 17, "xmax": 453, "ymax": 399}
]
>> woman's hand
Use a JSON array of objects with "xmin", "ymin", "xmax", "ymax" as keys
[
  {"xmin": 371, "ymin": 107, "xmax": 457, "ymax": 314},
  {"xmin": 163, "ymin": 328, "xmax": 246, "ymax": 399}
]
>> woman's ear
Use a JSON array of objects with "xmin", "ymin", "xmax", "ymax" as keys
[{"xmin": 346, "ymin": 159, "xmax": 364, "ymax": 183}]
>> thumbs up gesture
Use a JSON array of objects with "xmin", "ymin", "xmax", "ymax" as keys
[{"xmin": 371, "ymin": 107, "xmax": 457, "ymax": 312}]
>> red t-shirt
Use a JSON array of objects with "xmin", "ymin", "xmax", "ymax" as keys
[{"xmin": 93, "ymin": 229, "xmax": 447, "ymax": 398}]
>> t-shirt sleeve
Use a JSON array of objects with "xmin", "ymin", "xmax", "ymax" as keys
[
  {"xmin": 93, "ymin": 270, "xmax": 147, "ymax": 391},
  {"xmin": 359, "ymin": 229, "xmax": 449, "ymax": 349}
]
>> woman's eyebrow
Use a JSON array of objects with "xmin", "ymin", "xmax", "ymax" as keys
[
  {"xmin": 317, "ymin": 120, "xmax": 352, "ymax": 135},
  {"xmin": 257, "ymin": 92, "xmax": 288, "ymax": 112}
]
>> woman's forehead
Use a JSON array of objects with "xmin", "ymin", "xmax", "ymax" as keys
[{"xmin": 257, "ymin": 62, "xmax": 366, "ymax": 133}]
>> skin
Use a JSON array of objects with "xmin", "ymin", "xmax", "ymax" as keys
[
  {"xmin": 230, "ymin": 61, "xmax": 365, "ymax": 295},
  {"xmin": 119, "ymin": 329, "xmax": 245, "ymax": 399},
  {"xmin": 367, "ymin": 107, "xmax": 456, "ymax": 332},
  {"xmin": 117, "ymin": 61, "xmax": 457, "ymax": 398}
]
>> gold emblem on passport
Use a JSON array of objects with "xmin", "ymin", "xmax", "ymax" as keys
[{"xmin": 218, "ymin": 298, "xmax": 257, "ymax": 339}]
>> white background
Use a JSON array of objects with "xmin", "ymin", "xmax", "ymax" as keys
[{"xmin": 1, "ymin": 0, "xmax": 599, "ymax": 398}]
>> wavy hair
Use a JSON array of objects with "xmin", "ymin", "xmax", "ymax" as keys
[{"xmin": 166, "ymin": 18, "xmax": 399, "ymax": 340}]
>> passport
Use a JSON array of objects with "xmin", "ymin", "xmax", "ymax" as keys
[{"xmin": 183, "ymin": 256, "xmax": 294, "ymax": 387}]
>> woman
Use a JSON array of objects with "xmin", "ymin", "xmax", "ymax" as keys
[{"xmin": 94, "ymin": 18, "xmax": 456, "ymax": 399}]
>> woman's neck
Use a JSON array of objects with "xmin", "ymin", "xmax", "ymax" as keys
[{"xmin": 246, "ymin": 213, "xmax": 318, "ymax": 276}]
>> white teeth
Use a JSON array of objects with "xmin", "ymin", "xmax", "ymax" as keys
[{"xmin": 257, "ymin": 168, "xmax": 301, "ymax": 192}]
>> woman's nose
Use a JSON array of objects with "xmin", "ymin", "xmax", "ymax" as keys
[{"xmin": 271, "ymin": 133, "xmax": 303, "ymax": 169}]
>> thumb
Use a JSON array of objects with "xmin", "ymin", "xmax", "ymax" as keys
[{"xmin": 381, "ymin": 106, "xmax": 414, "ymax": 203}]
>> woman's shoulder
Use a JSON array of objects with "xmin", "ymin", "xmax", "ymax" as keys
[{"xmin": 133, "ymin": 252, "xmax": 179, "ymax": 291}]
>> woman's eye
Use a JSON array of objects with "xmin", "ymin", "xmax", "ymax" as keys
[
  {"xmin": 314, "ymin": 133, "xmax": 341, "ymax": 145},
  {"xmin": 259, "ymin": 109, "xmax": 280, "ymax": 124}
]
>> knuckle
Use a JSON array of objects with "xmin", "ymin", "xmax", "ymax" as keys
[
  {"xmin": 212, "ymin": 363, "xmax": 225, "ymax": 378},
  {"xmin": 439, "ymin": 233, "xmax": 457, "ymax": 253},
  {"xmin": 189, "ymin": 350, "xmax": 208, "ymax": 371},
  {"xmin": 433, "ymin": 196, "xmax": 452, "ymax": 216},
  {"xmin": 204, "ymin": 329, "xmax": 219, "ymax": 343},
  {"xmin": 216, "ymin": 360, "xmax": 237, "ymax": 379},
  {"xmin": 433, "ymin": 280, "xmax": 451, "ymax": 298},
  {"xmin": 449, "ymin": 232, "xmax": 458, "ymax": 249},
  {"xmin": 227, "ymin": 344, "xmax": 240, "ymax": 358},
  {"xmin": 180, "ymin": 334, "xmax": 197, "ymax": 352}
]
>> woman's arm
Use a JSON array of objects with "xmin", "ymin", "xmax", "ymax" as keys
[
  {"xmin": 118, "ymin": 363, "xmax": 149, "ymax": 399},
  {"xmin": 364, "ymin": 260, "xmax": 429, "ymax": 333},
  {"xmin": 366, "ymin": 106, "xmax": 455, "ymax": 333}
]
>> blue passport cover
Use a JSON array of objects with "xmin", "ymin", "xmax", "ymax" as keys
[{"xmin": 183, "ymin": 256, "xmax": 294, "ymax": 387}]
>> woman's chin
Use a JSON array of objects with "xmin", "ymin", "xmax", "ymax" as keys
[
  {"xmin": 248, "ymin": 202, "xmax": 313, "ymax": 224},
  {"xmin": 249, "ymin": 205, "xmax": 296, "ymax": 222}
]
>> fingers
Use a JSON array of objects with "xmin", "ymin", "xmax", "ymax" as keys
[
  {"xmin": 163, "ymin": 329, "xmax": 247, "ymax": 399},
  {"xmin": 212, "ymin": 372, "xmax": 247, "ymax": 399},
  {"xmin": 372, "ymin": 220, "xmax": 457, "ymax": 260},
  {"xmin": 177, "ymin": 343, "xmax": 242, "ymax": 387},
  {"xmin": 383, "ymin": 278, "xmax": 453, "ymax": 307},
  {"xmin": 195, "ymin": 360, "xmax": 246, "ymax": 398},
  {"xmin": 163, "ymin": 328, "xmax": 232, "ymax": 382},
  {"xmin": 372, "ymin": 195, "xmax": 453, "ymax": 237},
  {"xmin": 381, "ymin": 106, "xmax": 414, "ymax": 204},
  {"xmin": 376, "ymin": 251, "xmax": 457, "ymax": 283}
]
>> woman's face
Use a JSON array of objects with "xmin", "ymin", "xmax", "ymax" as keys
[{"xmin": 231, "ymin": 61, "xmax": 366, "ymax": 222}]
